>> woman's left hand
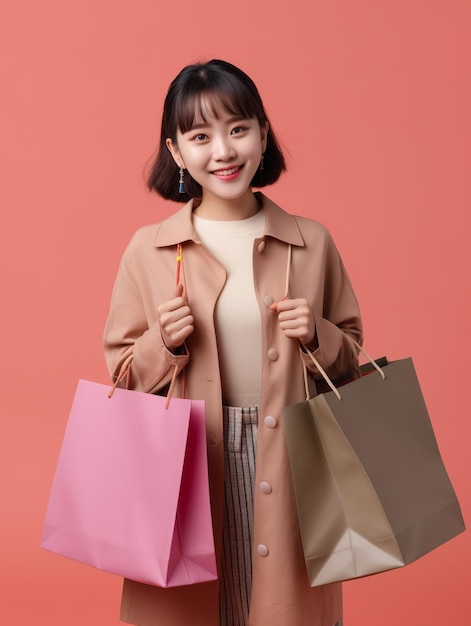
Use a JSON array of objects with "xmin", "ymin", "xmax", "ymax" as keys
[{"xmin": 269, "ymin": 298, "xmax": 316, "ymax": 345}]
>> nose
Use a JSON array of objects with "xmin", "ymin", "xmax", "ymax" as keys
[{"xmin": 212, "ymin": 134, "xmax": 236, "ymax": 162}]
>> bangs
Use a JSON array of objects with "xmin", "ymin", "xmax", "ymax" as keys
[{"xmin": 175, "ymin": 78, "xmax": 264, "ymax": 134}]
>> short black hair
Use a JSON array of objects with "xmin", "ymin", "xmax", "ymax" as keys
[{"xmin": 147, "ymin": 59, "xmax": 286, "ymax": 202}]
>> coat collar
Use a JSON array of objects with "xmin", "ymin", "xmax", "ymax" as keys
[{"xmin": 152, "ymin": 193, "xmax": 305, "ymax": 248}]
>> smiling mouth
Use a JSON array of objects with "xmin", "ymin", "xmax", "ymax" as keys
[{"xmin": 211, "ymin": 165, "xmax": 242, "ymax": 176}]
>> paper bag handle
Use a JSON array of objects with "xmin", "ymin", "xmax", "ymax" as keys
[
  {"xmin": 107, "ymin": 354, "xmax": 133, "ymax": 399},
  {"xmin": 302, "ymin": 340, "xmax": 385, "ymax": 401},
  {"xmin": 108, "ymin": 243, "xmax": 187, "ymax": 406},
  {"xmin": 107, "ymin": 355, "xmax": 183, "ymax": 410}
]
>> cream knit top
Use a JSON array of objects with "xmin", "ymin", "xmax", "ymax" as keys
[{"xmin": 193, "ymin": 210, "xmax": 265, "ymax": 408}]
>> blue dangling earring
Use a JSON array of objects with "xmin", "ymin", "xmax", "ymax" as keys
[{"xmin": 178, "ymin": 168, "xmax": 185, "ymax": 194}]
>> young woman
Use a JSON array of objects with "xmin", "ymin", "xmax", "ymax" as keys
[{"xmin": 104, "ymin": 59, "xmax": 362, "ymax": 626}]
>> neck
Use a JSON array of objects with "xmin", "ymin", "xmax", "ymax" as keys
[{"xmin": 193, "ymin": 189, "xmax": 261, "ymax": 221}]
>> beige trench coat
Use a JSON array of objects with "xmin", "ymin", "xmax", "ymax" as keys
[{"xmin": 103, "ymin": 193, "xmax": 363, "ymax": 626}]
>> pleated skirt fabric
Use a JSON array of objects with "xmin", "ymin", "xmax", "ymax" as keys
[{"xmin": 219, "ymin": 406, "xmax": 258, "ymax": 626}]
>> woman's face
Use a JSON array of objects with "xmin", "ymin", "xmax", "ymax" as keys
[{"xmin": 167, "ymin": 99, "xmax": 268, "ymax": 205}]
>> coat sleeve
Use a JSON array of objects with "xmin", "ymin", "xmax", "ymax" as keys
[
  {"xmin": 103, "ymin": 231, "xmax": 189, "ymax": 394},
  {"xmin": 299, "ymin": 226, "xmax": 363, "ymax": 382}
]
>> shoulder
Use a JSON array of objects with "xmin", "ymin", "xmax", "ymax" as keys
[
  {"xmin": 262, "ymin": 194, "xmax": 335, "ymax": 247},
  {"xmin": 126, "ymin": 222, "xmax": 161, "ymax": 249},
  {"xmin": 292, "ymin": 213, "xmax": 332, "ymax": 239},
  {"xmin": 260, "ymin": 193, "xmax": 331, "ymax": 247},
  {"xmin": 291, "ymin": 216, "xmax": 343, "ymax": 269},
  {"xmin": 119, "ymin": 224, "xmax": 161, "ymax": 267},
  {"xmin": 123, "ymin": 199, "xmax": 195, "ymax": 256}
]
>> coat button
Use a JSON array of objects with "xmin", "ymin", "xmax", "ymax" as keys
[
  {"xmin": 257, "ymin": 544, "xmax": 269, "ymax": 557},
  {"xmin": 263, "ymin": 415, "xmax": 277, "ymax": 429},
  {"xmin": 267, "ymin": 348, "xmax": 279, "ymax": 361},
  {"xmin": 259, "ymin": 481, "xmax": 272, "ymax": 494},
  {"xmin": 264, "ymin": 295, "xmax": 274, "ymax": 307},
  {"xmin": 257, "ymin": 239, "xmax": 266, "ymax": 253}
]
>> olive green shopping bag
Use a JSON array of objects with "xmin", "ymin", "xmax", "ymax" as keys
[{"xmin": 283, "ymin": 352, "xmax": 465, "ymax": 586}]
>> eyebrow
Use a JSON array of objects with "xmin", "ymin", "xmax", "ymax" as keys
[{"xmin": 187, "ymin": 115, "xmax": 252, "ymax": 131}]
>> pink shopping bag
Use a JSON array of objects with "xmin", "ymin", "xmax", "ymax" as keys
[{"xmin": 41, "ymin": 379, "xmax": 217, "ymax": 587}]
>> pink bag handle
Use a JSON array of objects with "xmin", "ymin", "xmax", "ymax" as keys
[
  {"xmin": 108, "ymin": 243, "xmax": 187, "ymax": 407},
  {"xmin": 167, "ymin": 242, "xmax": 186, "ymax": 405},
  {"xmin": 108, "ymin": 353, "xmax": 133, "ymax": 398}
]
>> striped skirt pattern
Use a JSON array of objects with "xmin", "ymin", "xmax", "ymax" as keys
[
  {"xmin": 217, "ymin": 406, "xmax": 343, "ymax": 626},
  {"xmin": 219, "ymin": 406, "xmax": 258, "ymax": 626}
]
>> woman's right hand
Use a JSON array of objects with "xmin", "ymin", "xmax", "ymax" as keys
[{"xmin": 157, "ymin": 283, "xmax": 194, "ymax": 352}]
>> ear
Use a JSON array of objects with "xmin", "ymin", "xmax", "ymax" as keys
[
  {"xmin": 166, "ymin": 138, "xmax": 185, "ymax": 169},
  {"xmin": 261, "ymin": 122, "xmax": 269, "ymax": 153}
]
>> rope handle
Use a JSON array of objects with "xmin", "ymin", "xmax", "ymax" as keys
[
  {"xmin": 176, "ymin": 242, "xmax": 187, "ymax": 294},
  {"xmin": 281, "ymin": 243, "xmax": 342, "ymax": 399},
  {"xmin": 108, "ymin": 242, "xmax": 187, "ymax": 407},
  {"xmin": 282, "ymin": 242, "xmax": 384, "ymax": 401},
  {"xmin": 167, "ymin": 241, "xmax": 187, "ymax": 406},
  {"xmin": 302, "ymin": 340, "xmax": 385, "ymax": 401},
  {"xmin": 107, "ymin": 355, "xmax": 181, "ymax": 409},
  {"xmin": 108, "ymin": 353, "xmax": 133, "ymax": 398}
]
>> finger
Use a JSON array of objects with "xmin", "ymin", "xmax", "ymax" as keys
[
  {"xmin": 166, "ymin": 283, "xmax": 185, "ymax": 308},
  {"xmin": 269, "ymin": 298, "xmax": 304, "ymax": 313},
  {"xmin": 158, "ymin": 292, "xmax": 188, "ymax": 316},
  {"xmin": 170, "ymin": 324, "xmax": 194, "ymax": 347},
  {"xmin": 279, "ymin": 317, "xmax": 315, "ymax": 344},
  {"xmin": 173, "ymin": 282, "xmax": 184, "ymax": 297},
  {"xmin": 159, "ymin": 306, "xmax": 192, "ymax": 328},
  {"xmin": 269, "ymin": 299, "xmax": 287, "ymax": 313},
  {"xmin": 167, "ymin": 282, "xmax": 186, "ymax": 308},
  {"xmin": 278, "ymin": 308, "xmax": 311, "ymax": 323},
  {"xmin": 277, "ymin": 303, "xmax": 310, "ymax": 322},
  {"xmin": 169, "ymin": 321, "xmax": 194, "ymax": 345},
  {"xmin": 161, "ymin": 315, "xmax": 194, "ymax": 350},
  {"xmin": 281, "ymin": 327, "xmax": 308, "ymax": 341},
  {"xmin": 279, "ymin": 318, "xmax": 304, "ymax": 329},
  {"xmin": 165, "ymin": 314, "xmax": 194, "ymax": 334}
]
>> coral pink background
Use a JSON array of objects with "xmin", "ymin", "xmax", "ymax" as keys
[{"xmin": 1, "ymin": 1, "xmax": 469, "ymax": 624}]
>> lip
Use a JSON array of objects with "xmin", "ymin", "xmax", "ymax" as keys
[{"xmin": 211, "ymin": 165, "xmax": 243, "ymax": 181}]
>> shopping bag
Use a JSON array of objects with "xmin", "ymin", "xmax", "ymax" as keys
[
  {"xmin": 41, "ymin": 379, "xmax": 217, "ymax": 587},
  {"xmin": 283, "ymin": 353, "xmax": 465, "ymax": 586}
]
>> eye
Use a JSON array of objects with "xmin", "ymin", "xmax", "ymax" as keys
[
  {"xmin": 192, "ymin": 133, "xmax": 208, "ymax": 142},
  {"xmin": 231, "ymin": 126, "xmax": 247, "ymax": 135}
]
